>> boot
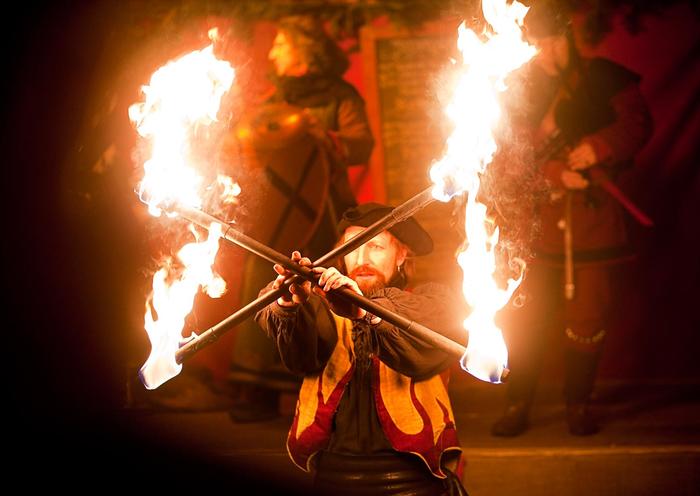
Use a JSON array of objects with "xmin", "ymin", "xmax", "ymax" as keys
[
  {"xmin": 491, "ymin": 401, "xmax": 530, "ymax": 437},
  {"xmin": 566, "ymin": 402, "xmax": 598, "ymax": 436}
]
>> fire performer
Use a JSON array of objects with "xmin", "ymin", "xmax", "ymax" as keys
[
  {"xmin": 227, "ymin": 14, "xmax": 374, "ymax": 422},
  {"xmin": 255, "ymin": 202, "xmax": 469, "ymax": 495},
  {"xmin": 491, "ymin": 0, "xmax": 653, "ymax": 437}
]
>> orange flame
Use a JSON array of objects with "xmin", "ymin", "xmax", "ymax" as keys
[
  {"xmin": 140, "ymin": 224, "xmax": 225, "ymax": 389},
  {"xmin": 129, "ymin": 36, "xmax": 237, "ymax": 389},
  {"xmin": 430, "ymin": 0, "xmax": 535, "ymax": 382}
]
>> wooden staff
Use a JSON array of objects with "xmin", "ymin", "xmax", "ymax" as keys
[
  {"xmin": 170, "ymin": 201, "xmax": 469, "ymax": 363},
  {"xmin": 171, "ymin": 187, "xmax": 445, "ymax": 364}
]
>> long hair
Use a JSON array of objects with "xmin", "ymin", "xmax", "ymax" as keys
[{"xmin": 277, "ymin": 15, "xmax": 349, "ymax": 77}]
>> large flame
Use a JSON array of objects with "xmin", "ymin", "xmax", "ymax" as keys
[
  {"xmin": 139, "ymin": 224, "xmax": 226, "ymax": 389},
  {"xmin": 129, "ymin": 34, "xmax": 237, "ymax": 389},
  {"xmin": 430, "ymin": 0, "xmax": 535, "ymax": 382}
]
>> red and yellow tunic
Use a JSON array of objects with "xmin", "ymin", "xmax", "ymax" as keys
[{"xmin": 255, "ymin": 283, "xmax": 466, "ymax": 478}]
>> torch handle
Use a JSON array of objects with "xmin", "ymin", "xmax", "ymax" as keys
[
  {"xmin": 174, "ymin": 188, "xmax": 443, "ymax": 364},
  {"xmin": 176, "ymin": 268, "xmax": 466, "ymax": 363},
  {"xmin": 332, "ymin": 287, "xmax": 466, "ymax": 359},
  {"xmin": 176, "ymin": 282, "xmax": 287, "ymax": 361}
]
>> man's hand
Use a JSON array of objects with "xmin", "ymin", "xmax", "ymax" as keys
[
  {"xmin": 560, "ymin": 169, "xmax": 590, "ymax": 190},
  {"xmin": 542, "ymin": 159, "xmax": 589, "ymax": 191},
  {"xmin": 567, "ymin": 142, "xmax": 597, "ymax": 170},
  {"xmin": 273, "ymin": 251, "xmax": 312, "ymax": 308},
  {"xmin": 302, "ymin": 108, "xmax": 345, "ymax": 161},
  {"xmin": 312, "ymin": 266, "xmax": 367, "ymax": 320}
]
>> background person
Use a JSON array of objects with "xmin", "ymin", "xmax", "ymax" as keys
[
  {"xmin": 227, "ymin": 14, "xmax": 374, "ymax": 422},
  {"xmin": 491, "ymin": 0, "xmax": 653, "ymax": 437}
]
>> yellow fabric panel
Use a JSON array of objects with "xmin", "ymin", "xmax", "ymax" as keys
[
  {"xmin": 413, "ymin": 375, "xmax": 456, "ymax": 444},
  {"xmin": 378, "ymin": 363, "xmax": 424, "ymax": 435},
  {"xmin": 321, "ymin": 315, "xmax": 354, "ymax": 403},
  {"xmin": 295, "ymin": 375, "xmax": 320, "ymax": 438},
  {"xmin": 294, "ymin": 314, "xmax": 354, "ymax": 437}
]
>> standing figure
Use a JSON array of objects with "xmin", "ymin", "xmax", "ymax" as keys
[
  {"xmin": 228, "ymin": 15, "xmax": 374, "ymax": 422},
  {"xmin": 491, "ymin": 0, "xmax": 653, "ymax": 436},
  {"xmin": 256, "ymin": 203, "xmax": 469, "ymax": 495}
]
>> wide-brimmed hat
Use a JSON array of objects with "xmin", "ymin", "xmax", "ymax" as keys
[{"xmin": 337, "ymin": 202, "xmax": 433, "ymax": 256}]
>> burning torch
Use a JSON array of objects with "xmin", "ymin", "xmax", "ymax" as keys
[{"xmin": 131, "ymin": 0, "xmax": 538, "ymax": 391}]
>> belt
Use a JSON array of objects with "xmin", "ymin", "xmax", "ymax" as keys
[{"xmin": 312, "ymin": 450, "xmax": 448, "ymax": 496}]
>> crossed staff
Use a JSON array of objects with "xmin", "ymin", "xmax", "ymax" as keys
[{"xmin": 168, "ymin": 186, "xmax": 480, "ymax": 374}]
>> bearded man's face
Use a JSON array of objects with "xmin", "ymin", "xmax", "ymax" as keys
[{"xmin": 342, "ymin": 227, "xmax": 407, "ymax": 295}]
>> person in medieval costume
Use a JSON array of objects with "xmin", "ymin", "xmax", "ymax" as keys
[
  {"xmin": 491, "ymin": 0, "xmax": 653, "ymax": 437},
  {"xmin": 227, "ymin": 14, "xmax": 374, "ymax": 422},
  {"xmin": 255, "ymin": 202, "xmax": 469, "ymax": 495}
]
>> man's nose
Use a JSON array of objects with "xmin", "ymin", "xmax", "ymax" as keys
[{"xmin": 356, "ymin": 246, "xmax": 368, "ymax": 266}]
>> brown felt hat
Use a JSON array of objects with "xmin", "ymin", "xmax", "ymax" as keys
[{"xmin": 337, "ymin": 202, "xmax": 434, "ymax": 256}]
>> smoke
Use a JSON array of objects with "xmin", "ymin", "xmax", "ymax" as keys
[{"xmin": 476, "ymin": 68, "xmax": 548, "ymax": 287}]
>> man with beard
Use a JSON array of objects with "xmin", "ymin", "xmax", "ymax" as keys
[{"xmin": 255, "ymin": 203, "xmax": 469, "ymax": 495}]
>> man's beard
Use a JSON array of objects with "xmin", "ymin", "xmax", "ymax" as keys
[{"xmin": 349, "ymin": 265, "xmax": 394, "ymax": 296}]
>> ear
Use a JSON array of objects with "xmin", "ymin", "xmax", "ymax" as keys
[{"xmin": 395, "ymin": 244, "xmax": 407, "ymax": 267}]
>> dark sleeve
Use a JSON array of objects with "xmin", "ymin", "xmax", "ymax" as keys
[
  {"xmin": 254, "ymin": 287, "xmax": 338, "ymax": 375},
  {"xmin": 333, "ymin": 88, "xmax": 375, "ymax": 166},
  {"xmin": 557, "ymin": 58, "xmax": 653, "ymax": 167},
  {"xmin": 581, "ymin": 83, "xmax": 653, "ymax": 166},
  {"xmin": 368, "ymin": 283, "xmax": 467, "ymax": 380}
]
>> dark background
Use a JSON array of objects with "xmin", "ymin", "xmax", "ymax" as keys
[
  {"xmin": 5, "ymin": 1, "xmax": 275, "ymax": 490},
  {"xmin": 6, "ymin": 0, "xmax": 699, "ymax": 490}
]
